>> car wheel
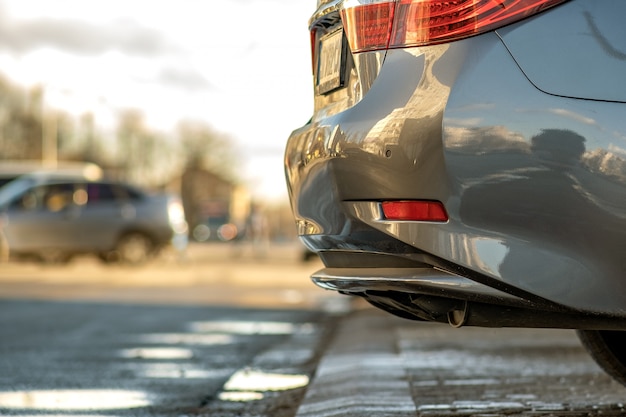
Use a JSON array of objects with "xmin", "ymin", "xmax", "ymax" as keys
[
  {"xmin": 114, "ymin": 233, "xmax": 154, "ymax": 265},
  {"xmin": 577, "ymin": 330, "xmax": 626, "ymax": 386}
]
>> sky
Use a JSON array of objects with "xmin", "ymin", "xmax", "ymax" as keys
[{"xmin": 0, "ymin": 0, "xmax": 315, "ymax": 202}]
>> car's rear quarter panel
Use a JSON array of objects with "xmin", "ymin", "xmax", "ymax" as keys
[{"xmin": 285, "ymin": 0, "xmax": 626, "ymax": 315}]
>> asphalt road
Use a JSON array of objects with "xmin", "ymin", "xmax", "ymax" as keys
[
  {"xmin": 1, "ymin": 242, "xmax": 626, "ymax": 416},
  {"xmin": 0, "ymin": 299, "xmax": 335, "ymax": 417},
  {"xmin": 0, "ymin": 242, "xmax": 347, "ymax": 417}
]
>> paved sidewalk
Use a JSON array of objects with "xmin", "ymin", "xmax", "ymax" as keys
[
  {"xmin": 297, "ymin": 303, "xmax": 626, "ymax": 417},
  {"xmin": 296, "ymin": 303, "xmax": 415, "ymax": 417}
]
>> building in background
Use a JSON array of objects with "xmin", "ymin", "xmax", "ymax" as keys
[{"xmin": 179, "ymin": 168, "xmax": 250, "ymax": 242}]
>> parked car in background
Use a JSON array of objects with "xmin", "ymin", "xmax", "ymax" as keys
[
  {"xmin": 0, "ymin": 172, "xmax": 187, "ymax": 264},
  {"xmin": 284, "ymin": 0, "xmax": 626, "ymax": 385},
  {"xmin": 0, "ymin": 160, "xmax": 102, "ymax": 188}
]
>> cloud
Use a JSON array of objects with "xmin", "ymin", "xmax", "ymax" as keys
[
  {"xmin": 156, "ymin": 67, "xmax": 213, "ymax": 91},
  {"xmin": 0, "ymin": 16, "xmax": 174, "ymax": 56}
]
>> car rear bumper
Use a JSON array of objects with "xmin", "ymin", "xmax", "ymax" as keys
[{"xmin": 285, "ymin": 32, "xmax": 626, "ymax": 317}]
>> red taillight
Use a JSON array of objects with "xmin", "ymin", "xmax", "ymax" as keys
[
  {"xmin": 341, "ymin": 0, "xmax": 568, "ymax": 53},
  {"xmin": 340, "ymin": 2, "xmax": 396, "ymax": 53},
  {"xmin": 310, "ymin": 27, "xmax": 318, "ymax": 74},
  {"xmin": 390, "ymin": 0, "xmax": 568, "ymax": 47},
  {"xmin": 381, "ymin": 200, "xmax": 448, "ymax": 222}
]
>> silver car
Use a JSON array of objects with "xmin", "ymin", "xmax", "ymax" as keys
[
  {"xmin": 0, "ymin": 173, "xmax": 188, "ymax": 264},
  {"xmin": 285, "ymin": 0, "xmax": 626, "ymax": 384}
]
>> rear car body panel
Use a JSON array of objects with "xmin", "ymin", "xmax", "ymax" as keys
[
  {"xmin": 285, "ymin": 0, "xmax": 626, "ymax": 319},
  {"xmin": 499, "ymin": 0, "xmax": 626, "ymax": 103}
]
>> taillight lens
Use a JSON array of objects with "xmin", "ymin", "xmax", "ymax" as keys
[
  {"xmin": 390, "ymin": 0, "xmax": 568, "ymax": 47},
  {"xmin": 340, "ymin": 2, "xmax": 396, "ymax": 53},
  {"xmin": 310, "ymin": 27, "xmax": 318, "ymax": 74},
  {"xmin": 341, "ymin": 0, "xmax": 568, "ymax": 53},
  {"xmin": 381, "ymin": 200, "xmax": 448, "ymax": 222}
]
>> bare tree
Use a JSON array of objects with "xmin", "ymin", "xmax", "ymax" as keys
[
  {"xmin": 0, "ymin": 81, "xmax": 43, "ymax": 160},
  {"xmin": 177, "ymin": 120, "xmax": 239, "ymax": 181}
]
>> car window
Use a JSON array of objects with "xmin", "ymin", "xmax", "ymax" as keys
[
  {"xmin": 42, "ymin": 183, "xmax": 75, "ymax": 212},
  {"xmin": 86, "ymin": 183, "xmax": 118, "ymax": 204},
  {"xmin": 114, "ymin": 184, "xmax": 144, "ymax": 201},
  {"xmin": 126, "ymin": 187, "xmax": 144, "ymax": 200},
  {"xmin": 11, "ymin": 183, "xmax": 75, "ymax": 212},
  {"xmin": 0, "ymin": 177, "xmax": 18, "ymax": 189},
  {"xmin": 0, "ymin": 177, "xmax": 35, "ymax": 208}
]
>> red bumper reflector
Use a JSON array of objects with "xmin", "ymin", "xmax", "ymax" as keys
[{"xmin": 381, "ymin": 200, "xmax": 448, "ymax": 222}]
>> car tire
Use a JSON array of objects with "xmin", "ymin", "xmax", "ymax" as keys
[
  {"xmin": 577, "ymin": 330, "xmax": 626, "ymax": 386},
  {"xmin": 114, "ymin": 233, "xmax": 154, "ymax": 265}
]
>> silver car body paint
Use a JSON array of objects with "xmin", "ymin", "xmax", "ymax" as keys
[{"xmin": 285, "ymin": 0, "xmax": 626, "ymax": 318}]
